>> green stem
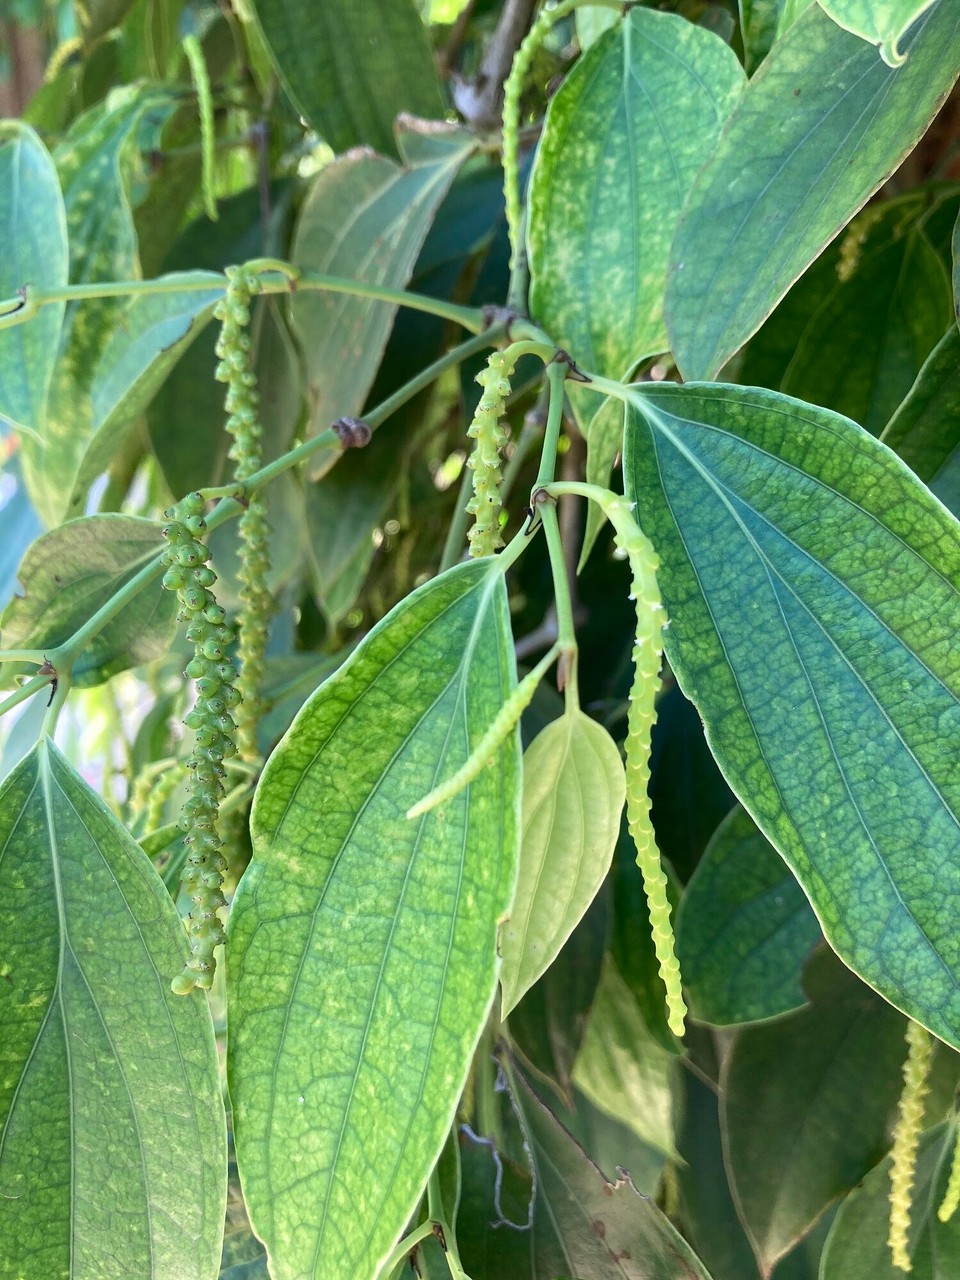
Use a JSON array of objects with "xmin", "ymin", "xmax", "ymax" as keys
[
  {"xmin": 534, "ymin": 360, "xmax": 568, "ymax": 489},
  {"xmin": 537, "ymin": 499, "xmax": 579, "ymax": 710},
  {"xmin": 0, "ymin": 649, "xmax": 46, "ymax": 664},
  {"xmin": 427, "ymin": 1165, "xmax": 472, "ymax": 1280},
  {"xmin": 377, "ymin": 1219, "xmax": 436, "ymax": 1278},
  {"xmin": 0, "ymin": 672, "xmax": 53, "ymax": 719},
  {"xmin": 0, "ymin": 268, "xmax": 486, "ymax": 335}
]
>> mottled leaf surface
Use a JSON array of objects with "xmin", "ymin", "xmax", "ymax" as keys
[
  {"xmin": 676, "ymin": 806, "xmax": 821, "ymax": 1026},
  {"xmin": 528, "ymin": 8, "xmax": 745, "ymax": 378},
  {"xmin": 666, "ymin": 1, "xmax": 960, "ymax": 380},
  {"xmin": 0, "ymin": 740, "xmax": 225, "ymax": 1280},
  {"xmin": 0, "ymin": 123, "xmax": 67, "ymax": 435},
  {"xmin": 291, "ymin": 122, "xmax": 472, "ymax": 449},
  {"xmin": 624, "ymin": 381, "xmax": 960, "ymax": 1047},
  {"xmin": 820, "ymin": 0, "xmax": 939, "ymax": 65},
  {"xmin": 228, "ymin": 559, "xmax": 520, "ymax": 1280},
  {"xmin": 0, "ymin": 515, "xmax": 175, "ymax": 688},
  {"xmin": 248, "ymin": 0, "xmax": 443, "ymax": 156},
  {"xmin": 499, "ymin": 710, "xmax": 625, "ymax": 1015}
]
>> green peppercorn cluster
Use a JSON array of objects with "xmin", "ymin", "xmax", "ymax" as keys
[
  {"xmin": 160, "ymin": 490, "xmax": 241, "ymax": 995},
  {"xmin": 214, "ymin": 265, "xmax": 271, "ymax": 762},
  {"xmin": 466, "ymin": 350, "xmax": 516, "ymax": 558}
]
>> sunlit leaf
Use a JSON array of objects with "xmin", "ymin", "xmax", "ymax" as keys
[{"xmin": 820, "ymin": 0, "xmax": 939, "ymax": 66}]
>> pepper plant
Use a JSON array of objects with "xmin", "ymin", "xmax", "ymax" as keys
[{"xmin": 1, "ymin": 1, "xmax": 960, "ymax": 1278}]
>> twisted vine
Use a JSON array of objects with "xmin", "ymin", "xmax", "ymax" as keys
[
  {"xmin": 161, "ymin": 492, "xmax": 240, "ymax": 994},
  {"xmin": 214, "ymin": 265, "xmax": 272, "ymax": 763},
  {"xmin": 888, "ymin": 1019, "xmax": 933, "ymax": 1271}
]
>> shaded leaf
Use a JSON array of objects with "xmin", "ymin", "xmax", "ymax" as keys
[
  {"xmin": 528, "ymin": 8, "xmax": 745, "ymax": 379},
  {"xmin": 0, "ymin": 449, "xmax": 42, "ymax": 617},
  {"xmin": 881, "ymin": 324, "xmax": 960, "ymax": 515},
  {"xmin": 579, "ymin": 395, "xmax": 624, "ymax": 571},
  {"xmin": 0, "ymin": 739, "xmax": 226, "ymax": 1280},
  {"xmin": 500, "ymin": 710, "xmax": 625, "ymax": 1015},
  {"xmin": 820, "ymin": 0, "xmax": 939, "ymax": 65},
  {"xmin": 676, "ymin": 805, "xmax": 821, "ymax": 1026},
  {"xmin": 508, "ymin": 1062, "xmax": 714, "ymax": 1279},
  {"xmin": 227, "ymin": 558, "xmax": 520, "ymax": 1280},
  {"xmin": 820, "ymin": 1124, "xmax": 960, "ymax": 1278},
  {"xmin": 721, "ymin": 953, "xmax": 935, "ymax": 1275},
  {"xmin": 0, "ymin": 122, "xmax": 68, "ymax": 435},
  {"xmin": 291, "ymin": 120, "xmax": 472, "ymax": 451},
  {"xmin": 624, "ymin": 381, "xmax": 960, "ymax": 1048},
  {"xmin": 666, "ymin": 2, "xmax": 960, "ymax": 380},
  {"xmin": 0, "ymin": 515, "xmax": 175, "ymax": 689}
]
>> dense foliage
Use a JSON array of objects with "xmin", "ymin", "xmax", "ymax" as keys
[{"xmin": 1, "ymin": 1, "xmax": 960, "ymax": 1278}]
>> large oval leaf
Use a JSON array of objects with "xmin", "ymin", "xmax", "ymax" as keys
[
  {"xmin": 623, "ymin": 380, "xmax": 960, "ymax": 1047},
  {"xmin": 227, "ymin": 558, "xmax": 520, "ymax": 1280},
  {"xmin": 676, "ymin": 805, "xmax": 821, "ymax": 1026},
  {"xmin": 527, "ymin": 7, "xmax": 745, "ymax": 379},
  {"xmin": 0, "ymin": 122, "xmax": 67, "ymax": 435},
  {"xmin": 499, "ymin": 709, "xmax": 624, "ymax": 1016},
  {"xmin": 820, "ymin": 0, "xmax": 939, "ymax": 65},
  {"xmin": 0, "ymin": 514, "xmax": 176, "ymax": 689},
  {"xmin": 0, "ymin": 739, "xmax": 226, "ymax": 1280},
  {"xmin": 665, "ymin": 1, "xmax": 960, "ymax": 381}
]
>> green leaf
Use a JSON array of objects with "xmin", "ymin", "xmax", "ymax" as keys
[
  {"xmin": 820, "ymin": 0, "xmax": 939, "ymax": 65},
  {"xmin": 722, "ymin": 954, "xmax": 915, "ymax": 1274},
  {"xmin": 528, "ymin": 7, "xmax": 745, "ymax": 379},
  {"xmin": 227, "ymin": 558, "xmax": 520, "ymax": 1280},
  {"xmin": 738, "ymin": 0, "xmax": 789, "ymax": 73},
  {"xmin": 0, "ymin": 739, "xmax": 226, "ymax": 1280},
  {"xmin": 820, "ymin": 1124, "xmax": 960, "ymax": 1278},
  {"xmin": 578, "ymin": 395, "xmax": 624, "ymax": 570},
  {"xmin": 882, "ymin": 324, "xmax": 960, "ymax": 515},
  {"xmin": 623, "ymin": 381, "xmax": 960, "ymax": 1047},
  {"xmin": 247, "ymin": 0, "xmax": 443, "ymax": 157},
  {"xmin": 572, "ymin": 956, "xmax": 680, "ymax": 1159},
  {"xmin": 0, "ymin": 515, "xmax": 175, "ymax": 688},
  {"xmin": 291, "ymin": 120, "xmax": 472, "ymax": 450},
  {"xmin": 19, "ymin": 88, "xmax": 178, "ymax": 524},
  {"xmin": 780, "ymin": 228, "xmax": 950, "ymax": 435},
  {"xmin": 499, "ymin": 710, "xmax": 624, "ymax": 1016},
  {"xmin": 676, "ymin": 806, "xmax": 821, "ymax": 1026},
  {"xmin": 575, "ymin": 5, "xmax": 620, "ymax": 50},
  {"xmin": 508, "ymin": 1062, "xmax": 714, "ymax": 1279},
  {"xmin": 665, "ymin": 1, "xmax": 960, "ymax": 381},
  {"xmin": 0, "ymin": 122, "xmax": 68, "ymax": 435}
]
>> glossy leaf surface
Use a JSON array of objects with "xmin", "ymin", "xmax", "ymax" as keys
[
  {"xmin": 676, "ymin": 806, "xmax": 821, "ymax": 1026},
  {"xmin": 0, "ymin": 740, "xmax": 225, "ymax": 1280},
  {"xmin": 291, "ymin": 121, "xmax": 472, "ymax": 448},
  {"xmin": 623, "ymin": 381, "xmax": 960, "ymax": 1047},
  {"xmin": 0, "ymin": 515, "xmax": 175, "ymax": 688},
  {"xmin": 499, "ymin": 709, "xmax": 625, "ymax": 1015},
  {"xmin": 509, "ymin": 1063, "xmax": 713, "ymax": 1279},
  {"xmin": 820, "ymin": 0, "xmax": 939, "ymax": 65},
  {"xmin": 228, "ymin": 559, "xmax": 520, "ymax": 1280},
  {"xmin": 249, "ymin": 0, "xmax": 443, "ymax": 156},
  {"xmin": 666, "ymin": 1, "xmax": 960, "ymax": 380},
  {"xmin": 0, "ymin": 122, "xmax": 67, "ymax": 435},
  {"xmin": 528, "ymin": 8, "xmax": 744, "ymax": 378},
  {"xmin": 721, "ymin": 957, "xmax": 910, "ymax": 1273}
]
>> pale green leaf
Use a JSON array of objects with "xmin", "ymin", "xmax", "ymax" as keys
[
  {"xmin": 578, "ymin": 395, "xmax": 624, "ymax": 570},
  {"xmin": 781, "ymin": 228, "xmax": 951, "ymax": 434},
  {"xmin": 571, "ymin": 957, "xmax": 679, "ymax": 1159},
  {"xmin": 675, "ymin": 805, "xmax": 821, "ymax": 1026},
  {"xmin": 623, "ymin": 381, "xmax": 960, "ymax": 1047},
  {"xmin": 575, "ymin": 5, "xmax": 619, "ymax": 50},
  {"xmin": 820, "ymin": 0, "xmax": 939, "ymax": 65},
  {"xmin": 882, "ymin": 324, "xmax": 960, "ymax": 515},
  {"xmin": 499, "ymin": 710, "xmax": 624, "ymax": 1015},
  {"xmin": 291, "ymin": 120, "xmax": 472, "ymax": 452},
  {"xmin": 0, "ymin": 515, "xmax": 176, "ymax": 689},
  {"xmin": 528, "ymin": 7, "xmax": 745, "ymax": 379},
  {"xmin": 0, "ymin": 739, "xmax": 226, "ymax": 1280},
  {"xmin": 227, "ymin": 558, "xmax": 520, "ymax": 1280},
  {"xmin": 721, "ymin": 955, "xmax": 914, "ymax": 1274},
  {"xmin": 0, "ymin": 122, "xmax": 67, "ymax": 435},
  {"xmin": 666, "ymin": 1, "xmax": 960, "ymax": 381},
  {"xmin": 508, "ymin": 1061, "xmax": 713, "ymax": 1279},
  {"xmin": 820, "ymin": 1124, "xmax": 960, "ymax": 1278},
  {"xmin": 247, "ymin": 0, "xmax": 444, "ymax": 157}
]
